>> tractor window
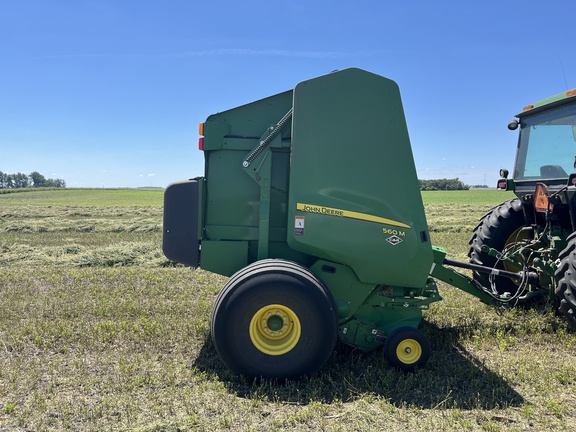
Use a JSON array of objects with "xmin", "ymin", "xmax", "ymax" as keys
[{"xmin": 515, "ymin": 102, "xmax": 576, "ymax": 180}]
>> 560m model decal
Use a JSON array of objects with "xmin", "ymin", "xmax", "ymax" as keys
[{"xmin": 296, "ymin": 203, "xmax": 412, "ymax": 229}]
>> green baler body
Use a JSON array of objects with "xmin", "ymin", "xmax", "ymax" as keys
[
  {"xmin": 200, "ymin": 89, "xmax": 298, "ymax": 275},
  {"xmin": 202, "ymin": 68, "xmax": 431, "ymax": 284},
  {"xmin": 164, "ymin": 68, "xmax": 442, "ymax": 350},
  {"xmin": 288, "ymin": 69, "xmax": 432, "ymax": 287}
]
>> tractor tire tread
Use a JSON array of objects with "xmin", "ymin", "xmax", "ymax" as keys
[
  {"xmin": 554, "ymin": 232, "xmax": 576, "ymax": 331},
  {"xmin": 467, "ymin": 198, "xmax": 526, "ymax": 294}
]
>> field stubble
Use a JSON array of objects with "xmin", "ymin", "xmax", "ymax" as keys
[{"xmin": 0, "ymin": 189, "xmax": 575, "ymax": 431}]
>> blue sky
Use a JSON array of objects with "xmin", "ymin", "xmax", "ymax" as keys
[{"xmin": 1, "ymin": 1, "xmax": 575, "ymax": 188}]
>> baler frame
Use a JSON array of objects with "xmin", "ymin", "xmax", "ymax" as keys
[{"xmin": 163, "ymin": 68, "xmax": 559, "ymax": 380}]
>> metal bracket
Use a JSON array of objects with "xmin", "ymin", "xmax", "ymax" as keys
[
  {"xmin": 242, "ymin": 109, "xmax": 292, "ymax": 168},
  {"xmin": 241, "ymin": 109, "xmax": 293, "ymax": 260}
]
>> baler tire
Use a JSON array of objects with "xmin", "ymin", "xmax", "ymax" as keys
[
  {"xmin": 467, "ymin": 198, "xmax": 531, "ymax": 299},
  {"xmin": 554, "ymin": 232, "xmax": 576, "ymax": 331},
  {"xmin": 384, "ymin": 327, "xmax": 430, "ymax": 372},
  {"xmin": 210, "ymin": 259, "xmax": 339, "ymax": 380}
]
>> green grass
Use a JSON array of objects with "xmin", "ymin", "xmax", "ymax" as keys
[
  {"xmin": 0, "ymin": 188, "xmax": 163, "ymax": 206},
  {"xmin": 1, "ymin": 188, "xmax": 575, "ymax": 431},
  {"xmin": 421, "ymin": 189, "xmax": 515, "ymax": 206},
  {"xmin": 422, "ymin": 189, "xmax": 515, "ymax": 261}
]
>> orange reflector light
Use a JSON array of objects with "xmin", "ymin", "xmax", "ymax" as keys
[
  {"xmin": 199, "ymin": 122, "xmax": 205, "ymax": 136},
  {"xmin": 534, "ymin": 183, "xmax": 552, "ymax": 212},
  {"xmin": 567, "ymin": 89, "xmax": 576, "ymax": 97},
  {"xmin": 198, "ymin": 137, "xmax": 204, "ymax": 151},
  {"xmin": 523, "ymin": 104, "xmax": 535, "ymax": 112}
]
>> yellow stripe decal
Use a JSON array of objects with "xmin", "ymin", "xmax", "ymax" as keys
[{"xmin": 296, "ymin": 203, "xmax": 411, "ymax": 229}]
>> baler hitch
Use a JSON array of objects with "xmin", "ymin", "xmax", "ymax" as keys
[
  {"xmin": 431, "ymin": 247, "xmax": 540, "ymax": 305},
  {"xmin": 442, "ymin": 257, "xmax": 540, "ymax": 285}
]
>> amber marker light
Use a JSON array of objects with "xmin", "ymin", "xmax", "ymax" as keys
[
  {"xmin": 534, "ymin": 183, "xmax": 552, "ymax": 212},
  {"xmin": 198, "ymin": 122, "xmax": 205, "ymax": 151}
]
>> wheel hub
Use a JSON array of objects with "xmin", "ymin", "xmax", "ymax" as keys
[
  {"xmin": 249, "ymin": 304, "xmax": 301, "ymax": 355},
  {"xmin": 396, "ymin": 338, "xmax": 422, "ymax": 364}
]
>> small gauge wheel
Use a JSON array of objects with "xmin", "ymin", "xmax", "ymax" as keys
[{"xmin": 384, "ymin": 327, "xmax": 430, "ymax": 372}]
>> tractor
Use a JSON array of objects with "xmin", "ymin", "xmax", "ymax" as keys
[
  {"xmin": 468, "ymin": 87, "xmax": 576, "ymax": 330},
  {"xmin": 163, "ymin": 68, "xmax": 576, "ymax": 380}
]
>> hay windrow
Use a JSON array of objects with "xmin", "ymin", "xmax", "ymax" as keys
[{"xmin": 1, "ymin": 189, "xmax": 575, "ymax": 431}]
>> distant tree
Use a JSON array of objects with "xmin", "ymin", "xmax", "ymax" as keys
[
  {"xmin": 29, "ymin": 171, "xmax": 47, "ymax": 187},
  {"xmin": 0, "ymin": 171, "xmax": 8, "ymax": 188},
  {"xmin": 11, "ymin": 172, "xmax": 30, "ymax": 188},
  {"xmin": 0, "ymin": 170, "xmax": 65, "ymax": 189},
  {"xmin": 45, "ymin": 178, "xmax": 66, "ymax": 188},
  {"xmin": 419, "ymin": 178, "xmax": 469, "ymax": 191}
]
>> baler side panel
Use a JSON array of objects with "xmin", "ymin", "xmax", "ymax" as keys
[
  {"xmin": 200, "ymin": 90, "xmax": 307, "ymax": 275},
  {"xmin": 288, "ymin": 68, "xmax": 433, "ymax": 287}
]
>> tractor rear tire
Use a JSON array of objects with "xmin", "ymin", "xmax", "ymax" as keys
[
  {"xmin": 211, "ymin": 259, "xmax": 339, "ymax": 380},
  {"xmin": 384, "ymin": 327, "xmax": 430, "ymax": 372},
  {"xmin": 554, "ymin": 233, "xmax": 576, "ymax": 331},
  {"xmin": 468, "ymin": 198, "xmax": 529, "ymax": 297}
]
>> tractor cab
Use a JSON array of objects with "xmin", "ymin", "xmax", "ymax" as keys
[
  {"xmin": 499, "ymin": 91, "xmax": 576, "ymax": 236},
  {"xmin": 501, "ymin": 90, "xmax": 576, "ymax": 201}
]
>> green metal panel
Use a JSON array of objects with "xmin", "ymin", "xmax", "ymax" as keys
[
  {"xmin": 287, "ymin": 68, "xmax": 433, "ymax": 287},
  {"xmin": 200, "ymin": 240, "xmax": 249, "ymax": 277},
  {"xmin": 200, "ymin": 89, "xmax": 300, "ymax": 276},
  {"xmin": 311, "ymin": 259, "xmax": 441, "ymax": 351},
  {"xmin": 202, "ymin": 91, "xmax": 293, "ymax": 239}
]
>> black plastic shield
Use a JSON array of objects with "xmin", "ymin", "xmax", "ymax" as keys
[{"xmin": 163, "ymin": 179, "xmax": 200, "ymax": 267}]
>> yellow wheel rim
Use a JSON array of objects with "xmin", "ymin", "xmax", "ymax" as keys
[
  {"xmin": 396, "ymin": 339, "xmax": 422, "ymax": 365},
  {"xmin": 249, "ymin": 304, "xmax": 301, "ymax": 356}
]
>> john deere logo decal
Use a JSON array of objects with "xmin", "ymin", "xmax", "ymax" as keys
[
  {"xmin": 296, "ymin": 203, "xmax": 412, "ymax": 229},
  {"xmin": 386, "ymin": 235, "xmax": 403, "ymax": 246}
]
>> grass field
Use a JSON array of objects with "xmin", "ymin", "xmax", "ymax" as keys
[{"xmin": 1, "ymin": 188, "xmax": 575, "ymax": 431}]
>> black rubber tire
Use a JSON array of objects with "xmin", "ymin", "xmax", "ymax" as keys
[
  {"xmin": 211, "ymin": 259, "xmax": 339, "ymax": 380},
  {"xmin": 554, "ymin": 232, "xmax": 576, "ymax": 330},
  {"xmin": 468, "ymin": 198, "xmax": 528, "ymax": 296},
  {"xmin": 384, "ymin": 327, "xmax": 430, "ymax": 372}
]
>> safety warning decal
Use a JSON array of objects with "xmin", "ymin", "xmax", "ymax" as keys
[{"xmin": 294, "ymin": 216, "xmax": 305, "ymax": 236}]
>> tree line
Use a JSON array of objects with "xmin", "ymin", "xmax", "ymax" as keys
[
  {"xmin": 0, "ymin": 171, "xmax": 66, "ymax": 189},
  {"xmin": 419, "ymin": 178, "xmax": 469, "ymax": 191}
]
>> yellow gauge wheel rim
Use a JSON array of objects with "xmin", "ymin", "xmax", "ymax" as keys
[
  {"xmin": 396, "ymin": 338, "xmax": 422, "ymax": 364},
  {"xmin": 249, "ymin": 304, "xmax": 301, "ymax": 356}
]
